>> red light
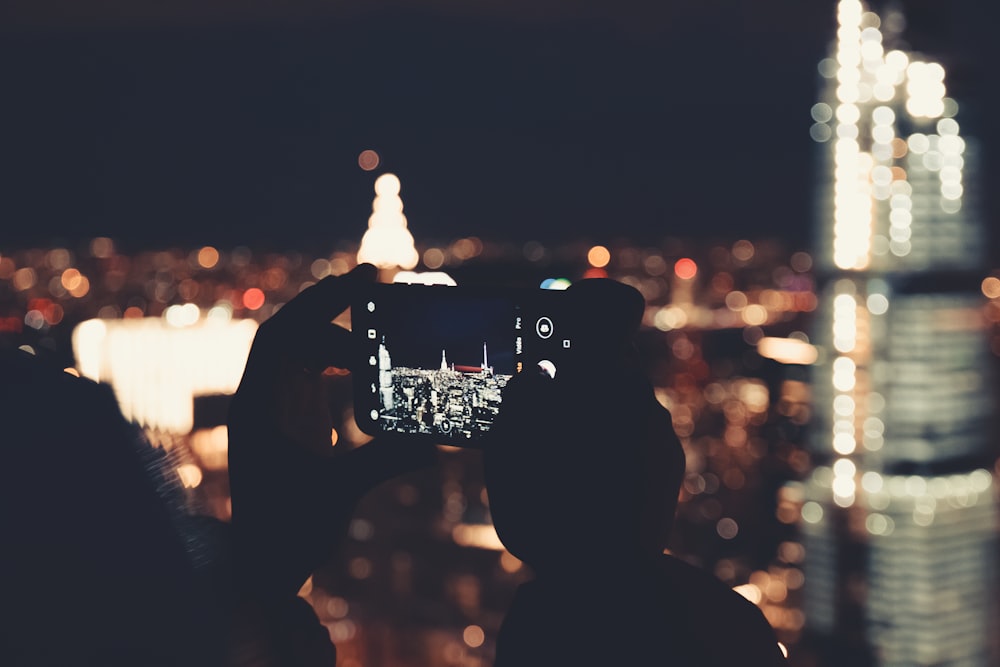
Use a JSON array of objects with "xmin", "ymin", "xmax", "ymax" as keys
[
  {"xmin": 674, "ymin": 258, "xmax": 697, "ymax": 280},
  {"xmin": 0, "ymin": 317, "xmax": 22, "ymax": 333},
  {"xmin": 582, "ymin": 267, "xmax": 608, "ymax": 279},
  {"xmin": 243, "ymin": 288, "xmax": 266, "ymax": 310},
  {"xmin": 28, "ymin": 298, "xmax": 53, "ymax": 312}
]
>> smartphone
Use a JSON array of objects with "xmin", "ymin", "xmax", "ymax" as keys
[{"xmin": 351, "ymin": 282, "xmax": 576, "ymax": 445}]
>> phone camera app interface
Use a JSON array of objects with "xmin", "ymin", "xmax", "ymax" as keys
[{"xmin": 368, "ymin": 291, "xmax": 516, "ymax": 441}]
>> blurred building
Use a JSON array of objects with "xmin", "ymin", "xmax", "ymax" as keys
[
  {"xmin": 71, "ymin": 315, "xmax": 257, "ymax": 434},
  {"xmin": 802, "ymin": 1, "xmax": 998, "ymax": 664}
]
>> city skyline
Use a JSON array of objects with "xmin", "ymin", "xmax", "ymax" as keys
[{"xmin": 374, "ymin": 334, "xmax": 510, "ymax": 440}]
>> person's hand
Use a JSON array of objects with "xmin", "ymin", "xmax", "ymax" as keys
[
  {"xmin": 228, "ymin": 264, "xmax": 436, "ymax": 597},
  {"xmin": 483, "ymin": 278, "xmax": 684, "ymax": 576}
]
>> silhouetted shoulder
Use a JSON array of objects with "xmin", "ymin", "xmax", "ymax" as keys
[
  {"xmin": 494, "ymin": 556, "xmax": 785, "ymax": 667},
  {"xmin": 0, "ymin": 349, "xmax": 225, "ymax": 666},
  {"xmin": 657, "ymin": 554, "xmax": 786, "ymax": 666}
]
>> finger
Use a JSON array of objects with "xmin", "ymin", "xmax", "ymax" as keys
[
  {"xmin": 274, "ymin": 263, "xmax": 377, "ymax": 330},
  {"xmin": 299, "ymin": 322, "xmax": 356, "ymax": 371}
]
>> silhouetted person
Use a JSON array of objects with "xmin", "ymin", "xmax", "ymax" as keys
[
  {"xmin": 484, "ymin": 278, "xmax": 786, "ymax": 666},
  {"xmin": 1, "ymin": 264, "xmax": 434, "ymax": 666},
  {"xmin": 1, "ymin": 347, "xmax": 227, "ymax": 666}
]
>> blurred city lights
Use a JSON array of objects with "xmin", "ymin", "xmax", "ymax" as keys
[
  {"xmin": 72, "ymin": 317, "xmax": 257, "ymax": 433},
  {"xmin": 539, "ymin": 277, "xmax": 571, "ymax": 290},
  {"xmin": 197, "ymin": 246, "xmax": 220, "ymax": 269},
  {"xmin": 757, "ymin": 337, "xmax": 819, "ymax": 365},
  {"xmin": 587, "ymin": 245, "xmax": 611, "ymax": 268},
  {"xmin": 392, "ymin": 271, "xmax": 457, "ymax": 286},
  {"xmin": 674, "ymin": 257, "xmax": 697, "ymax": 280},
  {"xmin": 800, "ymin": 3, "xmax": 998, "ymax": 664},
  {"xmin": 176, "ymin": 463, "xmax": 204, "ymax": 489},
  {"xmin": 732, "ymin": 240, "xmax": 755, "ymax": 263},
  {"xmin": 981, "ymin": 277, "xmax": 1000, "ymax": 299},
  {"xmin": 358, "ymin": 149, "xmax": 380, "ymax": 171},
  {"xmin": 242, "ymin": 287, "xmax": 266, "ymax": 310},
  {"xmin": 451, "ymin": 523, "xmax": 504, "ymax": 551},
  {"xmin": 90, "ymin": 237, "xmax": 115, "ymax": 259},
  {"xmin": 462, "ymin": 625, "xmax": 485, "ymax": 648},
  {"xmin": 358, "ymin": 173, "xmax": 419, "ymax": 270},
  {"xmin": 422, "ymin": 247, "xmax": 446, "ymax": 270}
]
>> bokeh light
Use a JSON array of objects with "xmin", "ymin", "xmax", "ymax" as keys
[
  {"xmin": 198, "ymin": 246, "xmax": 220, "ymax": 269},
  {"xmin": 242, "ymin": 288, "xmax": 266, "ymax": 311},
  {"xmin": 587, "ymin": 245, "xmax": 611, "ymax": 268},
  {"xmin": 358, "ymin": 149, "xmax": 380, "ymax": 171},
  {"xmin": 674, "ymin": 258, "xmax": 697, "ymax": 280},
  {"xmin": 981, "ymin": 277, "xmax": 1000, "ymax": 299},
  {"xmin": 462, "ymin": 624, "xmax": 485, "ymax": 648}
]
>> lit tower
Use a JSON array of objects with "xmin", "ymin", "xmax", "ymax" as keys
[
  {"xmin": 357, "ymin": 173, "xmax": 420, "ymax": 272},
  {"xmin": 801, "ymin": 2, "xmax": 998, "ymax": 665}
]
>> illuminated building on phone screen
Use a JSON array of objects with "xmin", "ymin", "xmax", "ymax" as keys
[
  {"xmin": 379, "ymin": 337, "xmax": 395, "ymax": 409},
  {"xmin": 801, "ymin": 1, "xmax": 998, "ymax": 664}
]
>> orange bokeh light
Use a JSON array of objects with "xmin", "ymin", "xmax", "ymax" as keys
[
  {"xmin": 982, "ymin": 276, "xmax": 1000, "ymax": 299},
  {"xmin": 61, "ymin": 268, "xmax": 82, "ymax": 291},
  {"xmin": 198, "ymin": 246, "xmax": 220, "ymax": 269},
  {"xmin": 587, "ymin": 245, "xmax": 611, "ymax": 268},
  {"xmin": 463, "ymin": 625, "xmax": 485, "ymax": 648}
]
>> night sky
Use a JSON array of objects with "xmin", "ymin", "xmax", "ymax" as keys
[
  {"xmin": 2, "ymin": 0, "xmax": 997, "ymax": 254},
  {"xmin": 369, "ymin": 288, "xmax": 517, "ymax": 373}
]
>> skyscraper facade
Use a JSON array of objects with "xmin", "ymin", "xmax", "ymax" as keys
[{"xmin": 802, "ymin": 1, "xmax": 998, "ymax": 664}]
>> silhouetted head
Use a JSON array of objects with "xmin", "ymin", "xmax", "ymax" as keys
[
  {"xmin": 483, "ymin": 279, "xmax": 684, "ymax": 578},
  {"xmin": 0, "ymin": 349, "xmax": 224, "ymax": 665}
]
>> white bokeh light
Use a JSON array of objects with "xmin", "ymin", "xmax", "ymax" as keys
[{"xmin": 358, "ymin": 173, "xmax": 419, "ymax": 270}]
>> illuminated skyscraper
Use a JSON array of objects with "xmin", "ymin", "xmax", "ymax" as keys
[
  {"xmin": 357, "ymin": 173, "xmax": 419, "ymax": 271},
  {"xmin": 801, "ymin": 2, "xmax": 998, "ymax": 664},
  {"xmin": 379, "ymin": 337, "xmax": 395, "ymax": 409}
]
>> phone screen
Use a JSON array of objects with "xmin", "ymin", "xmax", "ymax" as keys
[{"xmin": 352, "ymin": 283, "xmax": 573, "ymax": 444}]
